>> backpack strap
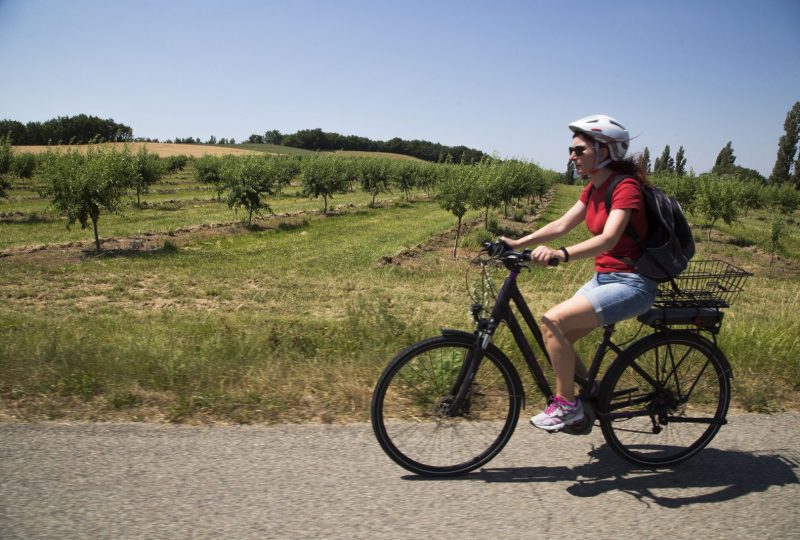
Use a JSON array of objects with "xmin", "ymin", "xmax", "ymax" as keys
[
  {"xmin": 596, "ymin": 174, "xmax": 648, "ymax": 271},
  {"xmin": 602, "ymin": 174, "xmax": 640, "ymax": 243},
  {"xmin": 591, "ymin": 174, "xmax": 682, "ymax": 290}
]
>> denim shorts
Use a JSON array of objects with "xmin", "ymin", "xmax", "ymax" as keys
[{"xmin": 574, "ymin": 272, "xmax": 657, "ymax": 326}]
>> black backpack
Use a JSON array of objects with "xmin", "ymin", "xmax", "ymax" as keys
[{"xmin": 590, "ymin": 174, "xmax": 695, "ymax": 283}]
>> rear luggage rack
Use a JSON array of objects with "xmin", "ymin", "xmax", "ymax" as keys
[{"xmin": 638, "ymin": 260, "xmax": 752, "ymax": 333}]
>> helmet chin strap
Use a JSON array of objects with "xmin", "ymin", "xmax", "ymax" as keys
[{"xmin": 582, "ymin": 141, "xmax": 611, "ymax": 179}]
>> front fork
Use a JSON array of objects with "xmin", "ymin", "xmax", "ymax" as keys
[{"xmin": 444, "ymin": 306, "xmax": 496, "ymax": 416}]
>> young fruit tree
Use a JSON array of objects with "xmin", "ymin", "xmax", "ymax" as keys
[
  {"xmin": 695, "ymin": 174, "xmax": 742, "ymax": 240},
  {"xmin": 193, "ymin": 155, "xmax": 226, "ymax": 201},
  {"xmin": 302, "ymin": 157, "xmax": 351, "ymax": 214},
  {"xmin": 39, "ymin": 144, "xmax": 135, "ymax": 253},
  {"xmin": 357, "ymin": 157, "xmax": 391, "ymax": 207},
  {"xmin": 436, "ymin": 164, "xmax": 474, "ymax": 258},
  {"xmin": 131, "ymin": 147, "xmax": 164, "ymax": 208},
  {"xmin": 222, "ymin": 155, "xmax": 276, "ymax": 226}
]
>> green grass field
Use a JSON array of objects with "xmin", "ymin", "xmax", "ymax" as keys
[{"xmin": 1, "ymin": 169, "xmax": 798, "ymax": 423}]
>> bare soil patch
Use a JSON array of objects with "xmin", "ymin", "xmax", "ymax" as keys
[{"xmin": 0, "ymin": 212, "xmax": 312, "ymax": 266}]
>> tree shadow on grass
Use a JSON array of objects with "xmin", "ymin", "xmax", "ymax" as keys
[
  {"xmin": 0, "ymin": 212, "xmax": 55, "ymax": 224},
  {"xmin": 82, "ymin": 242, "xmax": 180, "ymax": 259},
  {"xmin": 405, "ymin": 446, "xmax": 800, "ymax": 508}
]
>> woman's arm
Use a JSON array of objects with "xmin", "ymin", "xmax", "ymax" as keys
[
  {"xmin": 500, "ymin": 199, "xmax": 586, "ymax": 250},
  {"xmin": 529, "ymin": 207, "xmax": 632, "ymax": 265}
]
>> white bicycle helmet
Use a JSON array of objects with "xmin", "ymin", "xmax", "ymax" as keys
[{"xmin": 568, "ymin": 114, "xmax": 630, "ymax": 165}]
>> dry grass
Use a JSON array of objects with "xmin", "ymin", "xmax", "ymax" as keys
[{"xmin": 12, "ymin": 142, "xmax": 264, "ymax": 158}]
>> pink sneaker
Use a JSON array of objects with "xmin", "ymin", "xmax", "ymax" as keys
[{"xmin": 530, "ymin": 396, "xmax": 584, "ymax": 431}]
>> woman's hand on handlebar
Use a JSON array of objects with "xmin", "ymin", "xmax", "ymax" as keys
[
  {"xmin": 530, "ymin": 245, "xmax": 565, "ymax": 266},
  {"xmin": 498, "ymin": 236, "xmax": 522, "ymax": 250}
]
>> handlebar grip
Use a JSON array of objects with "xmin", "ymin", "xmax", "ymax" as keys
[{"xmin": 547, "ymin": 258, "xmax": 560, "ymax": 267}]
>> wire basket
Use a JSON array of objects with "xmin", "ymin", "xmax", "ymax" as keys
[{"xmin": 654, "ymin": 259, "xmax": 752, "ymax": 308}]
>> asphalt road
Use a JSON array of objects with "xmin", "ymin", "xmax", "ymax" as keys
[{"xmin": 1, "ymin": 412, "xmax": 798, "ymax": 539}]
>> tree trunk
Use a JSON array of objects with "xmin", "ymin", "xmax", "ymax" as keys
[
  {"xmin": 452, "ymin": 216, "xmax": 462, "ymax": 259},
  {"xmin": 707, "ymin": 220, "xmax": 717, "ymax": 241},
  {"xmin": 91, "ymin": 216, "xmax": 101, "ymax": 253}
]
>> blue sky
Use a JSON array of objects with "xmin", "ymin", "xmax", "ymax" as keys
[{"xmin": 0, "ymin": 0, "xmax": 798, "ymax": 176}]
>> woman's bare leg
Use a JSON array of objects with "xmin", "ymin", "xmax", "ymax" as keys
[{"xmin": 540, "ymin": 296, "xmax": 598, "ymax": 401}]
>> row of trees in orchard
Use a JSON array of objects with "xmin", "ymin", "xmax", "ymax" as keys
[
  {"xmin": 436, "ymin": 159, "xmax": 556, "ymax": 256},
  {"xmin": 16, "ymin": 141, "xmax": 553, "ymax": 254},
  {"xmin": 190, "ymin": 153, "xmax": 554, "ymax": 238},
  {"xmin": 653, "ymin": 173, "xmax": 799, "ymax": 239},
  {"xmin": 36, "ymin": 145, "xmax": 165, "ymax": 252}
]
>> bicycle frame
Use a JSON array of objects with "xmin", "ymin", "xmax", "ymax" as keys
[{"xmin": 449, "ymin": 266, "xmax": 625, "ymax": 416}]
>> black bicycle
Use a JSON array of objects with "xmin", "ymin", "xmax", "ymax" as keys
[{"xmin": 371, "ymin": 242, "xmax": 751, "ymax": 476}]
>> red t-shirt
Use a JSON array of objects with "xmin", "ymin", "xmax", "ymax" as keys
[{"xmin": 579, "ymin": 175, "xmax": 648, "ymax": 273}]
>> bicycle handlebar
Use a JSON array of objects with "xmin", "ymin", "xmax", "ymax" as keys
[{"xmin": 482, "ymin": 241, "xmax": 559, "ymax": 269}]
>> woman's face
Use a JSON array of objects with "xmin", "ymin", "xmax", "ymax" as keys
[
  {"xmin": 569, "ymin": 134, "xmax": 607, "ymax": 177},
  {"xmin": 569, "ymin": 134, "xmax": 593, "ymax": 177}
]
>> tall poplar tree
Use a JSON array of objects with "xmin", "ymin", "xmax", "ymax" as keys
[
  {"xmin": 675, "ymin": 146, "xmax": 687, "ymax": 176},
  {"xmin": 769, "ymin": 101, "xmax": 800, "ymax": 185},
  {"xmin": 712, "ymin": 142, "xmax": 736, "ymax": 174},
  {"xmin": 638, "ymin": 147, "xmax": 651, "ymax": 174},
  {"xmin": 564, "ymin": 161, "xmax": 575, "ymax": 184},
  {"xmin": 654, "ymin": 145, "xmax": 674, "ymax": 173}
]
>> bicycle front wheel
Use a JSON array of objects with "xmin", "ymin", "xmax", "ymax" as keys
[
  {"xmin": 371, "ymin": 334, "xmax": 522, "ymax": 476},
  {"xmin": 599, "ymin": 331, "xmax": 731, "ymax": 467}
]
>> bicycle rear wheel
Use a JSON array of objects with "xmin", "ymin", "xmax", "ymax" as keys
[
  {"xmin": 371, "ymin": 334, "xmax": 522, "ymax": 476},
  {"xmin": 599, "ymin": 331, "xmax": 731, "ymax": 467}
]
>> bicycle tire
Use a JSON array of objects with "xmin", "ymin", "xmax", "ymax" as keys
[
  {"xmin": 599, "ymin": 331, "xmax": 731, "ymax": 467},
  {"xmin": 371, "ymin": 334, "xmax": 523, "ymax": 476}
]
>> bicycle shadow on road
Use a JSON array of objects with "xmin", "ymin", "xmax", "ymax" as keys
[{"xmin": 407, "ymin": 445, "xmax": 800, "ymax": 508}]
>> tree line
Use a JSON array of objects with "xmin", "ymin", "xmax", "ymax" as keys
[
  {"xmin": 0, "ymin": 114, "xmax": 133, "ymax": 145},
  {"xmin": 246, "ymin": 128, "xmax": 488, "ymax": 164}
]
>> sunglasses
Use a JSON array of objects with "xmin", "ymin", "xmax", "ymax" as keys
[{"xmin": 569, "ymin": 145, "xmax": 588, "ymax": 156}]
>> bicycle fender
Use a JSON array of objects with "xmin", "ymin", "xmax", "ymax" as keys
[{"xmin": 440, "ymin": 328, "xmax": 479, "ymax": 342}]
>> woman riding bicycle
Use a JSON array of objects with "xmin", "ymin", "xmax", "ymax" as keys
[{"xmin": 500, "ymin": 114, "xmax": 656, "ymax": 431}]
